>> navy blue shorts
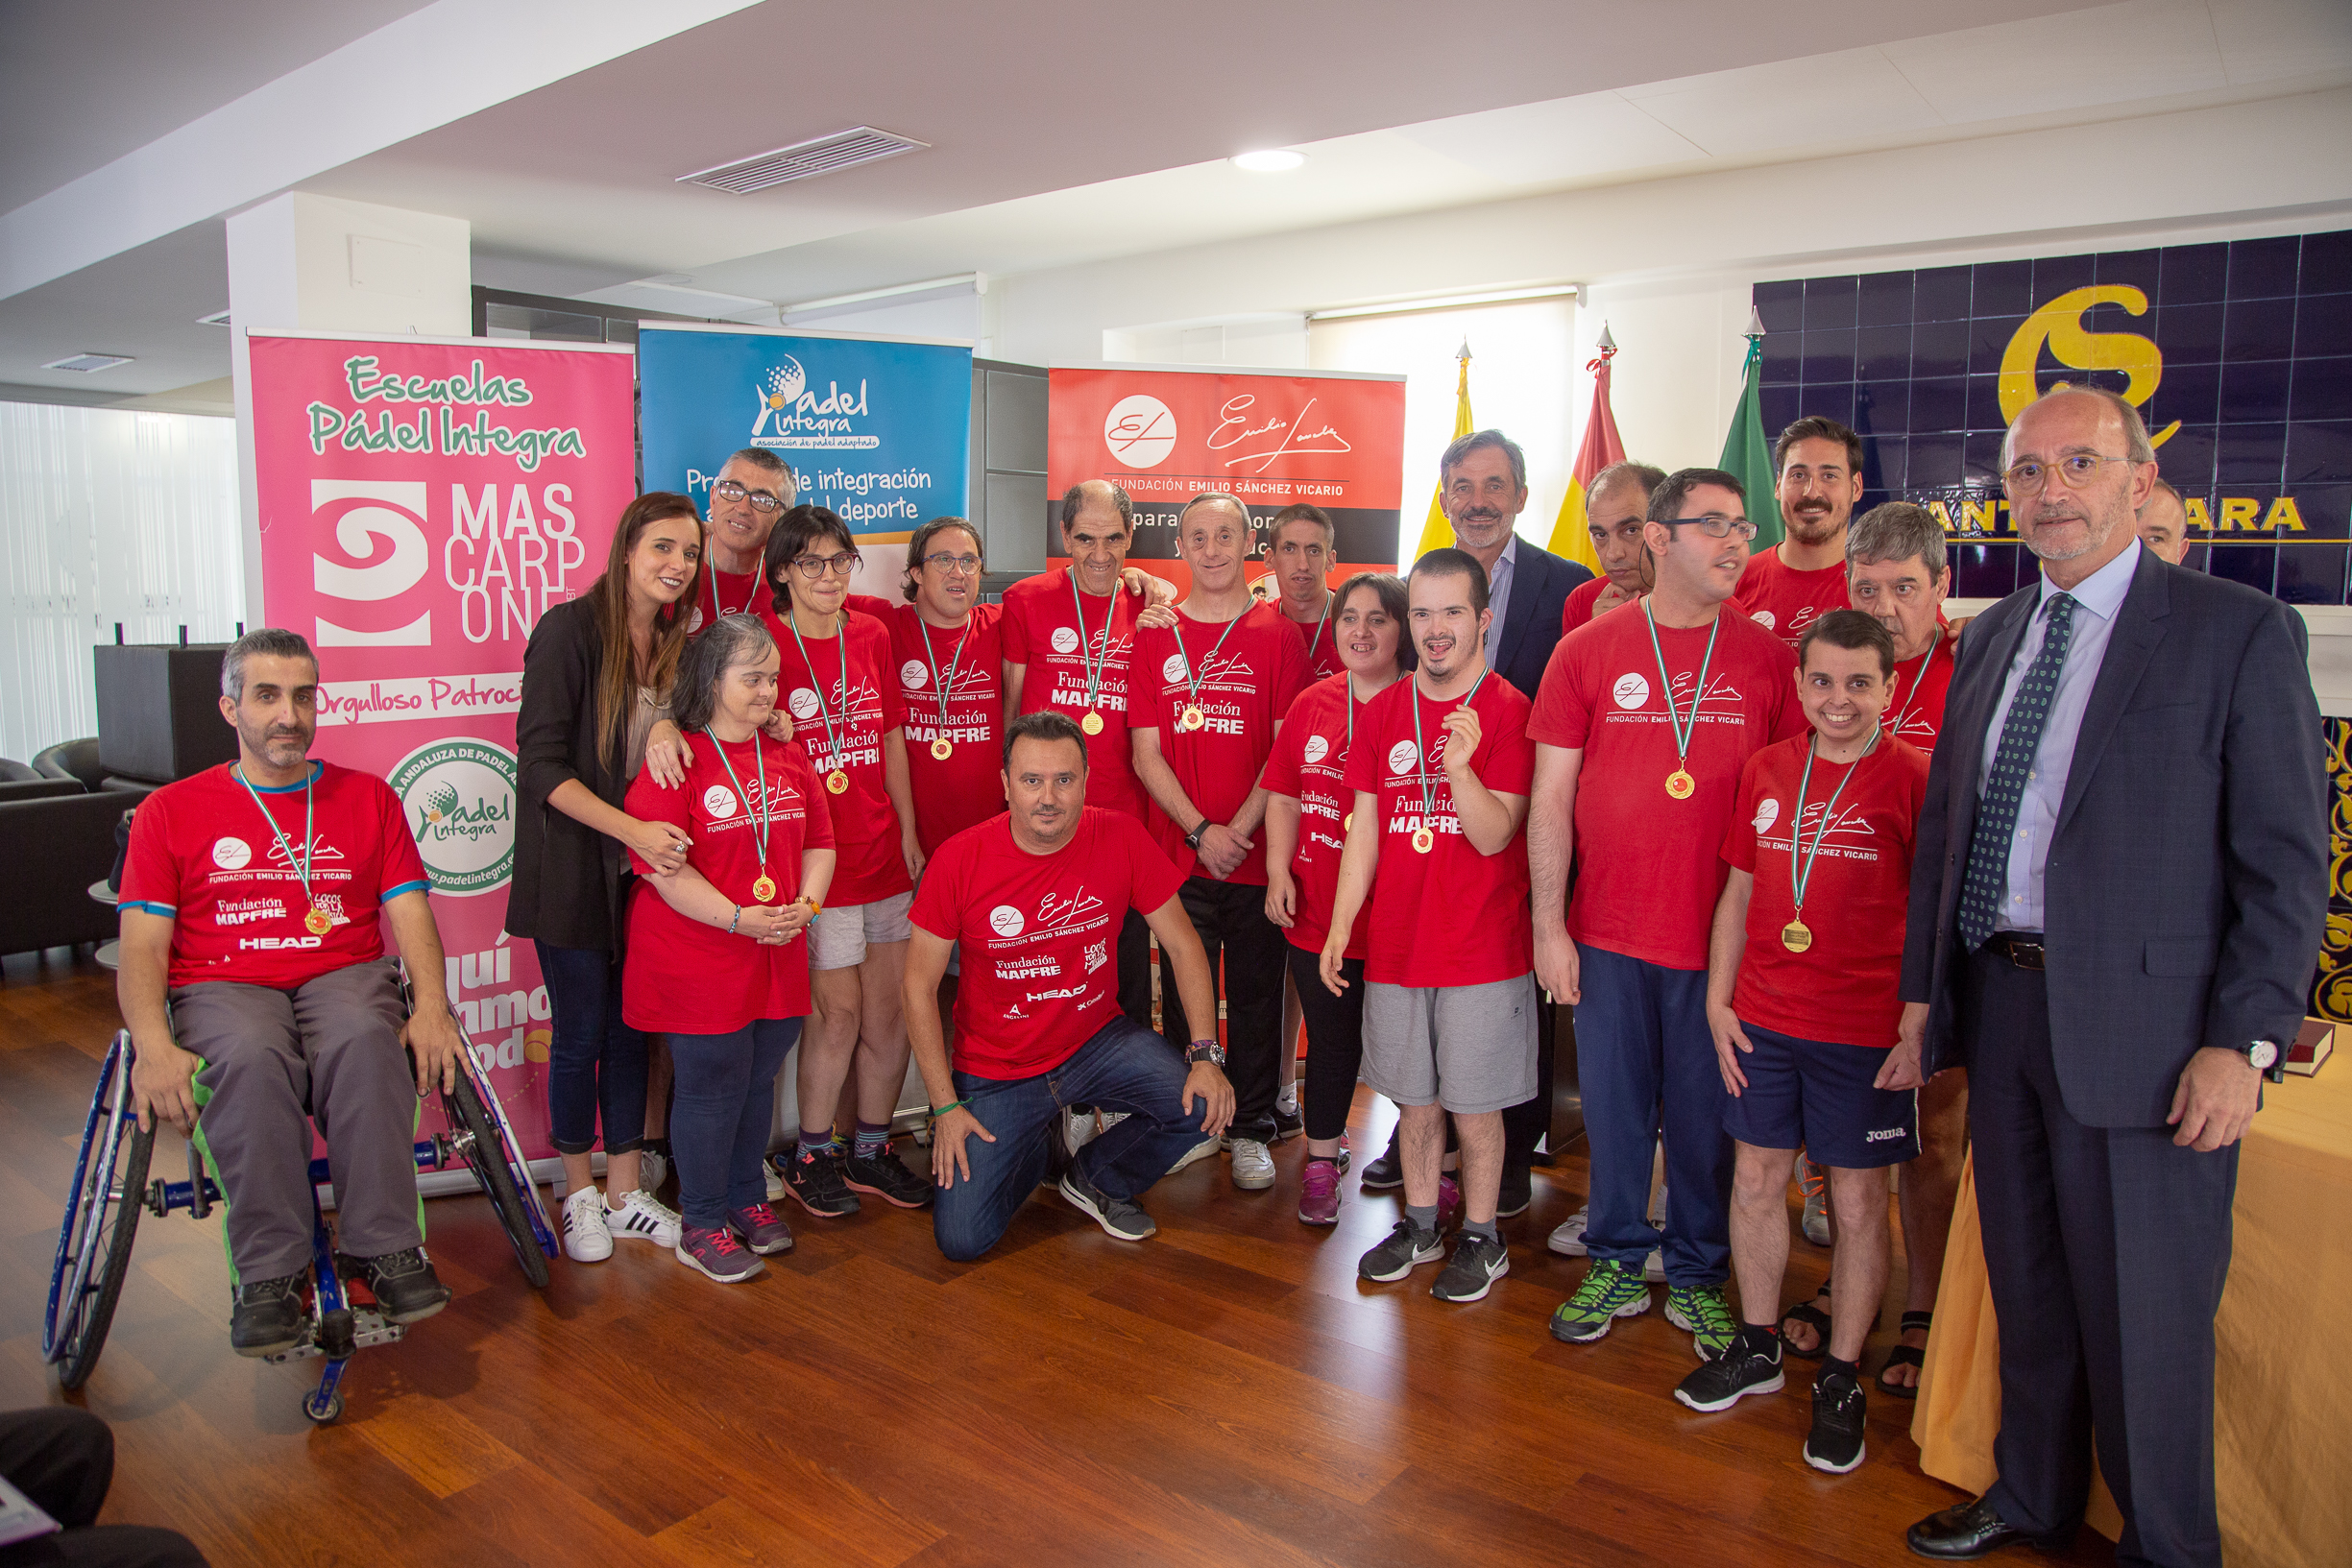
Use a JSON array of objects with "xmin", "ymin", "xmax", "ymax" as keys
[{"xmin": 1721, "ymin": 1019, "xmax": 1919, "ymax": 1169}]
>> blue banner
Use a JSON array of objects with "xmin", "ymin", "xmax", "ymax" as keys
[{"xmin": 637, "ymin": 325, "xmax": 972, "ymax": 539}]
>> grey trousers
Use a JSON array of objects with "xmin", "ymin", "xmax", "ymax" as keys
[{"xmin": 173, "ymin": 960, "xmax": 421, "ymax": 1283}]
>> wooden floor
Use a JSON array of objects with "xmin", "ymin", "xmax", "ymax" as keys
[{"xmin": 1, "ymin": 948, "xmax": 2117, "ymax": 1567}]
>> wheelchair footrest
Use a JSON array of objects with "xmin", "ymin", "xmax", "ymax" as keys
[{"xmin": 262, "ymin": 1311, "xmax": 405, "ymax": 1363}]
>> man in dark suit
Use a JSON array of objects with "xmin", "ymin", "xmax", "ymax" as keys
[
  {"xmin": 1440, "ymin": 428, "xmax": 1591, "ymax": 1213},
  {"xmin": 1896, "ymin": 385, "xmax": 2325, "ymax": 1567}
]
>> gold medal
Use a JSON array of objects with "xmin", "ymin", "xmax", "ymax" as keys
[
  {"xmin": 930, "ymin": 736, "xmax": 953, "ymax": 761},
  {"xmin": 1411, "ymin": 827, "xmax": 1436, "ymax": 854},
  {"xmin": 826, "ymin": 768, "xmax": 850, "ymax": 795},
  {"xmin": 1344, "ymin": 811, "xmax": 1353, "ymax": 832},
  {"xmin": 304, "ymin": 905, "xmax": 332, "ymax": 936},
  {"xmin": 1782, "ymin": 919, "xmax": 1812, "ymax": 953},
  {"xmin": 1665, "ymin": 768, "xmax": 1695, "ymax": 799},
  {"xmin": 1180, "ymin": 705, "xmax": 1205, "ymax": 732},
  {"xmin": 1080, "ymin": 710, "xmax": 1104, "ymax": 736},
  {"xmin": 752, "ymin": 873, "xmax": 777, "ymax": 904}
]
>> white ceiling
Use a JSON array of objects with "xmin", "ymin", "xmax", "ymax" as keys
[{"xmin": 3, "ymin": 0, "xmax": 2345, "ymax": 405}]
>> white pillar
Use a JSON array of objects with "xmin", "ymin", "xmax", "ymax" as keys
[{"xmin": 226, "ymin": 193, "xmax": 473, "ymax": 620}]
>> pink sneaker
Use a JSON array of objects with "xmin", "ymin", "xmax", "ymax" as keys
[
  {"xmin": 1297, "ymin": 1160, "xmax": 1343, "ymax": 1225},
  {"xmin": 676, "ymin": 1224, "xmax": 764, "ymax": 1284},
  {"xmin": 727, "ymin": 1203, "xmax": 795, "ymax": 1256},
  {"xmin": 1437, "ymin": 1173, "xmax": 1464, "ymax": 1235}
]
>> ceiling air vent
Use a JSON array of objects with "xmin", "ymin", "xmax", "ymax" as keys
[
  {"xmin": 42, "ymin": 352, "xmax": 133, "ymax": 373},
  {"xmin": 678, "ymin": 127, "xmax": 928, "ymax": 194}
]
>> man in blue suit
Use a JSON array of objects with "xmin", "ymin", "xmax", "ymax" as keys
[
  {"xmin": 1898, "ymin": 386, "xmax": 2325, "ymax": 1567},
  {"xmin": 1441, "ymin": 429, "xmax": 1591, "ymax": 1213}
]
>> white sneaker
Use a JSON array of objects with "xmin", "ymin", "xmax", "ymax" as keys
[
  {"xmin": 1229, "ymin": 1138, "xmax": 1274, "ymax": 1191},
  {"xmin": 1644, "ymin": 1249, "xmax": 1667, "ymax": 1283},
  {"xmin": 563, "ymin": 1185, "xmax": 613, "ymax": 1263},
  {"xmin": 1061, "ymin": 1106, "xmax": 1100, "ymax": 1158},
  {"xmin": 1648, "ymin": 1182, "xmax": 1669, "ymax": 1228},
  {"xmin": 605, "ymin": 1188, "xmax": 682, "ymax": 1248},
  {"xmin": 1548, "ymin": 1207, "xmax": 1589, "ymax": 1256},
  {"xmin": 764, "ymin": 1162, "xmax": 785, "ymax": 1202},
  {"xmin": 1166, "ymin": 1134, "xmax": 1219, "ymax": 1175},
  {"xmin": 640, "ymin": 1148, "xmax": 668, "ymax": 1194}
]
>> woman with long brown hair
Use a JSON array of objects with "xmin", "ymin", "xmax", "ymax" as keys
[{"xmin": 510, "ymin": 492, "xmax": 702, "ymax": 1263}]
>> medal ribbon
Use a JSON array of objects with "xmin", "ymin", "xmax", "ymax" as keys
[
  {"xmin": 706, "ymin": 556, "xmax": 755, "ymax": 619},
  {"xmin": 786, "ymin": 612, "xmax": 850, "ymax": 771},
  {"xmin": 1786, "ymin": 729, "xmax": 1879, "ymax": 920},
  {"xmin": 233, "ymin": 763, "xmax": 319, "ymax": 915},
  {"xmin": 1643, "ymin": 599, "xmax": 1722, "ymax": 771},
  {"xmin": 710, "ymin": 730, "xmax": 772, "ymax": 888},
  {"xmin": 1885, "ymin": 639, "xmax": 1941, "ymax": 736},
  {"xmin": 1067, "ymin": 572, "xmax": 1114, "ymax": 711},
  {"xmin": 1302, "ymin": 590, "xmax": 1333, "ymax": 670},
  {"xmin": 921, "ymin": 614, "xmax": 973, "ymax": 740},
  {"xmin": 1409, "ymin": 667, "xmax": 1490, "ymax": 829},
  {"xmin": 1177, "ymin": 610, "xmax": 1252, "ymax": 717}
]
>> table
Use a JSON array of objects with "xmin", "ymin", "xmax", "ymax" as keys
[
  {"xmin": 1912, "ymin": 1067, "xmax": 2352, "ymax": 1568},
  {"xmin": 86, "ymin": 878, "xmax": 119, "ymax": 970}
]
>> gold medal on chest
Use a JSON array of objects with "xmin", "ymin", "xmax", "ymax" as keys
[
  {"xmin": 826, "ymin": 769, "xmax": 850, "ymax": 795},
  {"xmin": 930, "ymin": 737, "xmax": 953, "ymax": 761},
  {"xmin": 1665, "ymin": 768, "xmax": 1696, "ymax": 800},
  {"xmin": 1782, "ymin": 919, "xmax": 1813, "ymax": 953},
  {"xmin": 1344, "ymin": 811, "xmax": 1353, "ymax": 832},
  {"xmin": 1080, "ymin": 710, "xmax": 1104, "ymax": 736},
  {"xmin": 752, "ymin": 873, "xmax": 778, "ymax": 904},
  {"xmin": 1411, "ymin": 827, "xmax": 1436, "ymax": 854},
  {"xmin": 303, "ymin": 905, "xmax": 332, "ymax": 936},
  {"xmin": 1180, "ymin": 705, "xmax": 1206, "ymax": 732}
]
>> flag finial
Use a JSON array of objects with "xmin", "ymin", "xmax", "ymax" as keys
[
  {"xmin": 1744, "ymin": 305, "xmax": 1766, "ymax": 340},
  {"xmin": 1457, "ymin": 337, "xmax": 1471, "ymax": 363},
  {"xmin": 1596, "ymin": 322, "xmax": 1617, "ymax": 354}
]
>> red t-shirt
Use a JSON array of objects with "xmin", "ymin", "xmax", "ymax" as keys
[
  {"xmin": 119, "ymin": 761, "xmax": 430, "ymax": 990},
  {"xmin": 1529, "ymin": 604, "xmax": 1803, "ymax": 971},
  {"xmin": 758, "ymin": 606, "xmax": 910, "ymax": 907},
  {"xmin": 909, "ymin": 808, "xmax": 1186, "ymax": 1079},
  {"xmin": 1130, "ymin": 602, "xmax": 1311, "ymax": 883},
  {"xmin": 1722, "ymin": 735, "xmax": 1929, "ymax": 1048},
  {"xmin": 848, "ymin": 594, "xmax": 1007, "ymax": 857},
  {"xmin": 1279, "ymin": 600, "xmax": 1346, "ymax": 680},
  {"xmin": 1561, "ymin": 576, "xmax": 1641, "ymax": 637},
  {"xmin": 1733, "ymin": 549, "xmax": 1850, "ymax": 648},
  {"xmin": 1880, "ymin": 637, "xmax": 1953, "ymax": 752},
  {"xmin": 1260, "ymin": 674, "xmax": 1381, "ymax": 959},
  {"xmin": 1001, "ymin": 569, "xmax": 1152, "ymax": 822},
  {"xmin": 690, "ymin": 564, "xmax": 768, "ymax": 633},
  {"xmin": 620, "ymin": 733, "xmax": 834, "ymax": 1034},
  {"xmin": 1342, "ymin": 672, "xmax": 1537, "ymax": 988}
]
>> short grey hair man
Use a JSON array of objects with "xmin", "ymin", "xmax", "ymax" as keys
[
  {"xmin": 1847, "ymin": 501, "xmax": 1949, "ymax": 583},
  {"xmin": 221, "ymin": 628, "xmax": 317, "ymax": 701}
]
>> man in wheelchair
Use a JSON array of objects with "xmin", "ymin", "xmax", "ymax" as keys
[{"xmin": 114, "ymin": 628, "xmax": 468, "ymax": 1356}]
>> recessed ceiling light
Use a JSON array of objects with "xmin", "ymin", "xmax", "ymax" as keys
[
  {"xmin": 43, "ymin": 352, "xmax": 133, "ymax": 373},
  {"xmin": 1230, "ymin": 149, "xmax": 1306, "ymax": 173}
]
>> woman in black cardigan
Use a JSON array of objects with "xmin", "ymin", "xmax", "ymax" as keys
[{"xmin": 509, "ymin": 493, "xmax": 702, "ymax": 1264}]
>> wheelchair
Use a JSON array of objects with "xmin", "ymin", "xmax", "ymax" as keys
[{"xmin": 42, "ymin": 975, "xmax": 556, "ymax": 1424}]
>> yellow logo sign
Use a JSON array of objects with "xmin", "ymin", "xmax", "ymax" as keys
[{"xmin": 1998, "ymin": 286, "xmax": 2178, "ymax": 447}]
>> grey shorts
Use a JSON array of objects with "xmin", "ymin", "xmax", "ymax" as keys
[
  {"xmin": 809, "ymin": 889, "xmax": 914, "ymax": 972},
  {"xmin": 1362, "ymin": 973, "xmax": 1540, "ymax": 1115}
]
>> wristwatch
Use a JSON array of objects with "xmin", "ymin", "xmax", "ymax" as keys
[
  {"xmin": 1186, "ymin": 1040, "xmax": 1226, "ymax": 1068},
  {"xmin": 2243, "ymin": 1039, "xmax": 2283, "ymax": 1081},
  {"xmin": 1183, "ymin": 820, "xmax": 1210, "ymax": 851}
]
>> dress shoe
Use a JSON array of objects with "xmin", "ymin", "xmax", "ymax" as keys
[{"xmin": 1906, "ymin": 1496, "xmax": 2073, "ymax": 1560}]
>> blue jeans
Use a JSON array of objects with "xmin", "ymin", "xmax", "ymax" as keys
[
  {"xmin": 934, "ymin": 1014, "xmax": 1210, "ymax": 1262},
  {"xmin": 535, "ymin": 940, "xmax": 648, "ymax": 1158},
  {"xmin": 1572, "ymin": 941, "xmax": 1734, "ymax": 1288},
  {"xmin": 667, "ymin": 1018, "xmax": 802, "ymax": 1229}
]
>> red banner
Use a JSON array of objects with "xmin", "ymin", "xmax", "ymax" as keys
[
  {"xmin": 1048, "ymin": 366, "xmax": 1405, "ymax": 596},
  {"xmin": 247, "ymin": 332, "xmax": 639, "ymax": 1159}
]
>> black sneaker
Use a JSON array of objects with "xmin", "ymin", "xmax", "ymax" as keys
[
  {"xmin": 1806, "ymin": 1366, "xmax": 1868, "ymax": 1473},
  {"xmin": 1272, "ymin": 1099, "xmax": 1304, "ymax": 1142},
  {"xmin": 352, "ymin": 1247, "xmax": 450, "ymax": 1325},
  {"xmin": 1674, "ymin": 1339, "xmax": 1786, "ymax": 1412},
  {"xmin": 1429, "ymin": 1232, "xmax": 1510, "ymax": 1303},
  {"xmin": 1058, "ymin": 1170, "xmax": 1156, "ymax": 1241},
  {"xmin": 1496, "ymin": 1162, "xmax": 1533, "ymax": 1218},
  {"xmin": 1359, "ymin": 1131, "xmax": 1404, "ymax": 1192},
  {"xmin": 777, "ymin": 1147, "xmax": 861, "ymax": 1218},
  {"xmin": 229, "ymin": 1272, "xmax": 307, "ymax": 1357},
  {"xmin": 1357, "ymin": 1219, "xmax": 1444, "ymax": 1282},
  {"xmin": 842, "ymin": 1143, "xmax": 933, "ymax": 1209}
]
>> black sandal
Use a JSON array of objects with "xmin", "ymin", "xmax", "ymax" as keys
[
  {"xmin": 1879, "ymin": 1310, "xmax": 1932, "ymax": 1399},
  {"xmin": 1779, "ymin": 1278, "xmax": 1832, "ymax": 1360}
]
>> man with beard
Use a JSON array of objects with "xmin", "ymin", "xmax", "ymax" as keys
[
  {"xmin": 1900, "ymin": 386, "xmax": 2323, "ymax": 1566},
  {"xmin": 1562, "ymin": 462, "xmax": 1668, "ymax": 636},
  {"xmin": 697, "ymin": 448, "xmax": 795, "ymax": 627},
  {"xmin": 1734, "ymin": 418, "xmax": 1865, "ymax": 648},
  {"xmin": 2137, "ymin": 476, "xmax": 2191, "ymax": 564}
]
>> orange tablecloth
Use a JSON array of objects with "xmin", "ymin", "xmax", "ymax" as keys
[{"xmin": 1912, "ymin": 1068, "xmax": 2352, "ymax": 1568}]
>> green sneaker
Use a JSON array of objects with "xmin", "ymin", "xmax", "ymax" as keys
[
  {"xmin": 1549, "ymin": 1258, "xmax": 1653, "ymax": 1343},
  {"xmin": 1665, "ymin": 1283, "xmax": 1737, "ymax": 1361}
]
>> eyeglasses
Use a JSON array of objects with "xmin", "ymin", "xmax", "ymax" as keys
[
  {"xmin": 922, "ymin": 552, "xmax": 982, "ymax": 575},
  {"xmin": 713, "ymin": 480, "xmax": 785, "ymax": 513},
  {"xmin": 789, "ymin": 552, "xmax": 859, "ymax": 579},
  {"xmin": 1663, "ymin": 515, "xmax": 1758, "ymax": 540},
  {"xmin": 2001, "ymin": 453, "xmax": 2132, "ymax": 495}
]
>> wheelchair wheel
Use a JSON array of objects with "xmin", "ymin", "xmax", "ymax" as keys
[
  {"xmin": 443, "ymin": 1071, "xmax": 550, "ymax": 1289},
  {"xmin": 46, "ymin": 1033, "xmax": 155, "ymax": 1389}
]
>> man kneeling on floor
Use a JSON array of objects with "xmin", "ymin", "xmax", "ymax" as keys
[
  {"xmin": 1680, "ymin": 609, "xmax": 1928, "ymax": 1471},
  {"xmin": 116, "ymin": 629, "xmax": 466, "ymax": 1355},
  {"xmin": 906, "ymin": 712, "xmax": 1236, "ymax": 1259}
]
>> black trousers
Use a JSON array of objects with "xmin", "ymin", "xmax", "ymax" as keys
[
  {"xmin": 1499, "ymin": 995, "xmax": 1559, "ymax": 1172},
  {"xmin": 1286, "ymin": 946, "xmax": 1364, "ymax": 1143},
  {"xmin": 1116, "ymin": 907, "xmax": 1153, "ymax": 1033},
  {"xmin": 1963, "ymin": 947, "xmax": 2238, "ymax": 1568},
  {"xmin": 0, "ymin": 1409, "xmax": 207, "ymax": 1568},
  {"xmin": 1158, "ymin": 876, "xmax": 1285, "ymax": 1144}
]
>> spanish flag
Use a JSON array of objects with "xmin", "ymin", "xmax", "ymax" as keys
[
  {"xmin": 1543, "ymin": 325, "xmax": 1625, "ymax": 570},
  {"xmin": 1411, "ymin": 341, "xmax": 1472, "ymax": 560}
]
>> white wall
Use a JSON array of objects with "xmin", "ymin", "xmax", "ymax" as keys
[{"xmin": 986, "ymin": 86, "xmax": 2352, "ymax": 559}]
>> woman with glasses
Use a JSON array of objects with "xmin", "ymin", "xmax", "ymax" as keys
[
  {"xmin": 621, "ymin": 614, "xmax": 835, "ymax": 1282},
  {"xmin": 510, "ymin": 493, "xmax": 700, "ymax": 1263},
  {"xmin": 757, "ymin": 504, "xmax": 931, "ymax": 1218}
]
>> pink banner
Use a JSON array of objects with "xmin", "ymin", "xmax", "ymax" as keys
[{"xmin": 248, "ymin": 333, "xmax": 638, "ymax": 1160}]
